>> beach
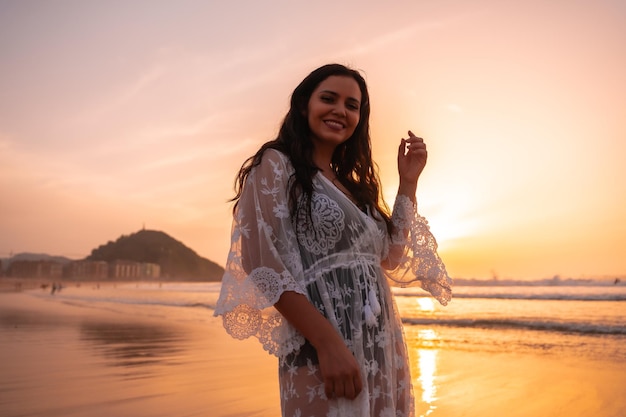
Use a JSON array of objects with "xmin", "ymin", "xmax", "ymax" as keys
[
  {"xmin": 1, "ymin": 282, "xmax": 625, "ymax": 417},
  {"xmin": 0, "ymin": 287, "xmax": 279, "ymax": 417}
]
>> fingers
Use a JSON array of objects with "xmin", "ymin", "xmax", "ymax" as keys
[
  {"xmin": 398, "ymin": 138, "xmax": 406, "ymax": 154},
  {"xmin": 334, "ymin": 380, "xmax": 346, "ymax": 399},
  {"xmin": 324, "ymin": 378, "xmax": 334, "ymax": 400},
  {"xmin": 405, "ymin": 130, "xmax": 425, "ymax": 145},
  {"xmin": 343, "ymin": 381, "xmax": 354, "ymax": 400},
  {"xmin": 400, "ymin": 131, "xmax": 426, "ymax": 156},
  {"xmin": 343, "ymin": 374, "xmax": 362, "ymax": 400},
  {"xmin": 317, "ymin": 339, "xmax": 363, "ymax": 401},
  {"xmin": 353, "ymin": 373, "xmax": 363, "ymax": 398},
  {"xmin": 323, "ymin": 369, "xmax": 362, "ymax": 400},
  {"xmin": 324, "ymin": 379, "xmax": 360, "ymax": 400}
]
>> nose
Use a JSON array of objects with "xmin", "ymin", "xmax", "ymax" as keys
[{"xmin": 331, "ymin": 103, "xmax": 347, "ymax": 117}]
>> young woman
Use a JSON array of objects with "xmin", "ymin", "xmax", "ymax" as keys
[{"xmin": 215, "ymin": 63, "xmax": 452, "ymax": 416}]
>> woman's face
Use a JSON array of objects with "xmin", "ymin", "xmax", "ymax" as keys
[{"xmin": 306, "ymin": 75, "xmax": 362, "ymax": 152}]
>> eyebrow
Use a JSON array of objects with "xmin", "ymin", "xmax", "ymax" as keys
[{"xmin": 319, "ymin": 90, "xmax": 361, "ymax": 105}]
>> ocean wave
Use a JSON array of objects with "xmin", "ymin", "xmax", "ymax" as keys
[
  {"xmin": 393, "ymin": 283, "xmax": 626, "ymax": 301},
  {"xmin": 394, "ymin": 292, "xmax": 626, "ymax": 301},
  {"xmin": 452, "ymin": 278, "xmax": 625, "ymax": 287},
  {"xmin": 401, "ymin": 317, "xmax": 626, "ymax": 336}
]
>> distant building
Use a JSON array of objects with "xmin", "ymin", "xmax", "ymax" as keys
[
  {"xmin": 64, "ymin": 260, "xmax": 108, "ymax": 280},
  {"xmin": 6, "ymin": 258, "xmax": 160, "ymax": 281},
  {"xmin": 142, "ymin": 262, "xmax": 161, "ymax": 279},
  {"xmin": 109, "ymin": 260, "xmax": 140, "ymax": 279},
  {"xmin": 108, "ymin": 260, "xmax": 160, "ymax": 280},
  {"xmin": 8, "ymin": 260, "xmax": 63, "ymax": 279}
]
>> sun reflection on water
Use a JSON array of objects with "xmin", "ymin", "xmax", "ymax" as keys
[
  {"xmin": 416, "ymin": 297, "xmax": 435, "ymax": 312},
  {"xmin": 412, "ymin": 329, "xmax": 439, "ymax": 417}
]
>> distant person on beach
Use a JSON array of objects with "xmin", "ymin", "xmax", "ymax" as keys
[{"xmin": 215, "ymin": 63, "xmax": 452, "ymax": 416}]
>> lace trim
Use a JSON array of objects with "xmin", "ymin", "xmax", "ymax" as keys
[
  {"xmin": 391, "ymin": 195, "xmax": 415, "ymax": 243},
  {"xmin": 216, "ymin": 266, "xmax": 308, "ymax": 357},
  {"xmin": 386, "ymin": 195, "xmax": 453, "ymax": 306},
  {"xmin": 222, "ymin": 306, "xmax": 306, "ymax": 357}
]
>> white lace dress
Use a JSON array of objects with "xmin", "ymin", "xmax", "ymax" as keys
[{"xmin": 214, "ymin": 149, "xmax": 451, "ymax": 417}]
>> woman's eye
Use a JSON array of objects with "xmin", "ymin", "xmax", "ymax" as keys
[{"xmin": 321, "ymin": 95, "xmax": 334, "ymax": 103}]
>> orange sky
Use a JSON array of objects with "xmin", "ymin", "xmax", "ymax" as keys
[{"xmin": 1, "ymin": 0, "xmax": 625, "ymax": 280}]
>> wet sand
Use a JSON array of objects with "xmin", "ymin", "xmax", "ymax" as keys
[
  {"xmin": 1, "ymin": 289, "xmax": 624, "ymax": 417},
  {"xmin": 0, "ymin": 290, "xmax": 280, "ymax": 417}
]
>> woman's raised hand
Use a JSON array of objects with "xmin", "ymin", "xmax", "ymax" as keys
[{"xmin": 397, "ymin": 130, "xmax": 427, "ymax": 187}]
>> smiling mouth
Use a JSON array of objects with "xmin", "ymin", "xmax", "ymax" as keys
[{"xmin": 324, "ymin": 120, "xmax": 345, "ymax": 129}]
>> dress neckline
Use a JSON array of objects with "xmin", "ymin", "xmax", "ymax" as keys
[{"xmin": 317, "ymin": 173, "xmax": 371, "ymax": 217}]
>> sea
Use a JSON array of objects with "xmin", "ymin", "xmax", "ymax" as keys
[
  {"xmin": 3, "ymin": 279, "xmax": 625, "ymax": 417},
  {"xmin": 36, "ymin": 279, "xmax": 626, "ymax": 363}
]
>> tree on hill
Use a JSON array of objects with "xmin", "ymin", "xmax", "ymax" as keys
[{"xmin": 86, "ymin": 230, "xmax": 224, "ymax": 281}]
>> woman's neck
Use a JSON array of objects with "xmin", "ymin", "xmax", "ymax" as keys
[{"xmin": 312, "ymin": 146, "xmax": 335, "ymax": 176}]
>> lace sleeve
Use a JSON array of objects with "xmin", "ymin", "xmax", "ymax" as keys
[
  {"xmin": 214, "ymin": 149, "xmax": 307, "ymax": 357},
  {"xmin": 382, "ymin": 194, "xmax": 453, "ymax": 305}
]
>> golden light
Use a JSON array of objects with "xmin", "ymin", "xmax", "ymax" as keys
[
  {"xmin": 381, "ymin": 186, "xmax": 484, "ymax": 252},
  {"xmin": 416, "ymin": 297, "xmax": 435, "ymax": 312},
  {"xmin": 412, "ymin": 329, "xmax": 439, "ymax": 417},
  {"xmin": 418, "ymin": 349, "xmax": 437, "ymax": 416},
  {"xmin": 424, "ymin": 210, "xmax": 482, "ymax": 250}
]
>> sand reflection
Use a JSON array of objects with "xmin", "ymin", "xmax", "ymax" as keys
[{"xmin": 80, "ymin": 321, "xmax": 185, "ymax": 377}]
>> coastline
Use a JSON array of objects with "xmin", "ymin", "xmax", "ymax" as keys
[{"xmin": 1, "ymin": 285, "xmax": 625, "ymax": 417}]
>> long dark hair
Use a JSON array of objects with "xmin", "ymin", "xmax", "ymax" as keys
[{"xmin": 232, "ymin": 63, "xmax": 393, "ymax": 233}]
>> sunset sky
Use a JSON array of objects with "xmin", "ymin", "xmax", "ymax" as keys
[{"xmin": 1, "ymin": 0, "xmax": 624, "ymax": 280}]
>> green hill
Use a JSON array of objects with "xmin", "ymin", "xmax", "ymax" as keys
[{"xmin": 86, "ymin": 229, "xmax": 224, "ymax": 281}]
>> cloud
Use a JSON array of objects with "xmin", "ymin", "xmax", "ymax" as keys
[
  {"xmin": 116, "ymin": 66, "xmax": 167, "ymax": 108},
  {"xmin": 69, "ymin": 64, "xmax": 167, "ymax": 125},
  {"xmin": 334, "ymin": 9, "xmax": 489, "ymax": 58}
]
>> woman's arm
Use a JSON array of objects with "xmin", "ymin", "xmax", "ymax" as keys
[
  {"xmin": 382, "ymin": 131, "xmax": 426, "ymax": 270},
  {"xmin": 274, "ymin": 291, "xmax": 363, "ymax": 400},
  {"xmin": 379, "ymin": 132, "xmax": 452, "ymax": 305}
]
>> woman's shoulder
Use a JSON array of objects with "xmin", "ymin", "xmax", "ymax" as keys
[
  {"xmin": 261, "ymin": 147, "xmax": 289, "ymax": 162},
  {"xmin": 257, "ymin": 148, "xmax": 293, "ymax": 170},
  {"xmin": 249, "ymin": 148, "xmax": 294, "ymax": 180}
]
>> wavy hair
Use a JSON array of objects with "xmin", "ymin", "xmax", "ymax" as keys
[{"xmin": 232, "ymin": 63, "xmax": 393, "ymax": 234}]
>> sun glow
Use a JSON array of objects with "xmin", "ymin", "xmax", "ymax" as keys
[
  {"xmin": 423, "ymin": 208, "xmax": 483, "ymax": 250},
  {"xmin": 416, "ymin": 297, "xmax": 435, "ymax": 312},
  {"xmin": 381, "ymin": 185, "xmax": 483, "ymax": 252}
]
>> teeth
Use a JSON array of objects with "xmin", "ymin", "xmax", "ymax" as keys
[{"xmin": 325, "ymin": 120, "xmax": 343, "ymax": 129}]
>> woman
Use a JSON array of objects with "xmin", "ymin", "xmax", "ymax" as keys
[{"xmin": 214, "ymin": 63, "xmax": 452, "ymax": 416}]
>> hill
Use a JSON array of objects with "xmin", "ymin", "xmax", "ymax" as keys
[
  {"xmin": 1, "ymin": 253, "xmax": 74, "ymax": 271},
  {"xmin": 87, "ymin": 229, "xmax": 224, "ymax": 281}
]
